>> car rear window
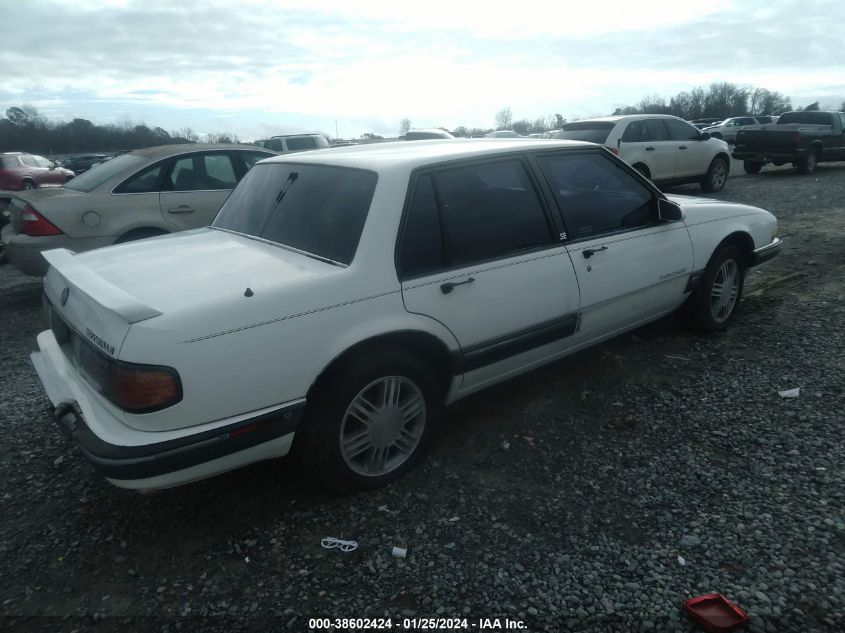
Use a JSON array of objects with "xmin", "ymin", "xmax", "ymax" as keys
[
  {"xmin": 1, "ymin": 156, "xmax": 19, "ymax": 168},
  {"xmin": 212, "ymin": 163, "xmax": 377, "ymax": 265},
  {"xmin": 555, "ymin": 122, "xmax": 615, "ymax": 144},
  {"xmin": 63, "ymin": 154, "xmax": 147, "ymax": 192},
  {"xmin": 285, "ymin": 137, "xmax": 318, "ymax": 150}
]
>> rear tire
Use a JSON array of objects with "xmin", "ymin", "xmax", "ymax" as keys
[
  {"xmin": 683, "ymin": 244, "xmax": 745, "ymax": 332},
  {"xmin": 797, "ymin": 150, "xmax": 818, "ymax": 174},
  {"xmin": 701, "ymin": 157, "xmax": 729, "ymax": 192},
  {"xmin": 296, "ymin": 350, "xmax": 441, "ymax": 494},
  {"xmin": 22, "ymin": 181, "xmax": 35, "ymax": 190},
  {"xmin": 743, "ymin": 161, "xmax": 764, "ymax": 175}
]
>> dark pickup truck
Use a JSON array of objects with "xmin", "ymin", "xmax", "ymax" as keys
[{"xmin": 732, "ymin": 111, "xmax": 845, "ymax": 174}]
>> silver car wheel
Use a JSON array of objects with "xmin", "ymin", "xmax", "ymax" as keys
[
  {"xmin": 710, "ymin": 162, "xmax": 727, "ymax": 190},
  {"xmin": 710, "ymin": 259, "xmax": 740, "ymax": 323},
  {"xmin": 339, "ymin": 376, "xmax": 426, "ymax": 477}
]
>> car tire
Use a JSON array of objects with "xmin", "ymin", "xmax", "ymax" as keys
[
  {"xmin": 797, "ymin": 150, "xmax": 818, "ymax": 174},
  {"xmin": 683, "ymin": 244, "xmax": 745, "ymax": 332},
  {"xmin": 22, "ymin": 181, "xmax": 35, "ymax": 191},
  {"xmin": 701, "ymin": 157, "xmax": 728, "ymax": 192},
  {"xmin": 297, "ymin": 349, "xmax": 441, "ymax": 494},
  {"xmin": 743, "ymin": 160, "xmax": 764, "ymax": 175}
]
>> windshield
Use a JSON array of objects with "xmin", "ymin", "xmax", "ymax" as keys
[
  {"xmin": 554, "ymin": 122, "xmax": 614, "ymax": 143},
  {"xmin": 212, "ymin": 163, "xmax": 377, "ymax": 265},
  {"xmin": 63, "ymin": 154, "xmax": 146, "ymax": 192},
  {"xmin": 778, "ymin": 112, "xmax": 833, "ymax": 126}
]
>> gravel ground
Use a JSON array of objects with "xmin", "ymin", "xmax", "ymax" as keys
[{"xmin": 1, "ymin": 163, "xmax": 844, "ymax": 633}]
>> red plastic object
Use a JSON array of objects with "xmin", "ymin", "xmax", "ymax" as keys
[{"xmin": 682, "ymin": 593, "xmax": 749, "ymax": 633}]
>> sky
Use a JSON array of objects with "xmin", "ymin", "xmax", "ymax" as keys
[{"xmin": 1, "ymin": 0, "xmax": 843, "ymax": 141}]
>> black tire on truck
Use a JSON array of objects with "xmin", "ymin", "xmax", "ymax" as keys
[
  {"xmin": 743, "ymin": 161, "xmax": 764, "ymax": 175},
  {"xmin": 796, "ymin": 149, "xmax": 818, "ymax": 174}
]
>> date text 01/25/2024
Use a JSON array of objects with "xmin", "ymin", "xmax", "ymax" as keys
[{"xmin": 308, "ymin": 617, "xmax": 528, "ymax": 630}]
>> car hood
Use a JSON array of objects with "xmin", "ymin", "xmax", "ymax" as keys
[
  {"xmin": 72, "ymin": 228, "xmax": 340, "ymax": 316},
  {"xmin": 666, "ymin": 194, "xmax": 770, "ymax": 226}
]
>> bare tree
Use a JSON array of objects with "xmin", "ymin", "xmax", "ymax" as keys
[
  {"xmin": 495, "ymin": 107, "xmax": 513, "ymax": 130},
  {"xmin": 399, "ymin": 118, "xmax": 411, "ymax": 136}
]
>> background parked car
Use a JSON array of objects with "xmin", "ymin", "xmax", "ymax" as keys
[
  {"xmin": 402, "ymin": 129, "xmax": 455, "ymax": 140},
  {"xmin": 485, "ymin": 130, "xmax": 522, "ymax": 138},
  {"xmin": 1, "ymin": 143, "xmax": 275, "ymax": 275},
  {"xmin": 689, "ymin": 118, "xmax": 723, "ymax": 130},
  {"xmin": 0, "ymin": 152, "xmax": 75, "ymax": 191},
  {"xmin": 702, "ymin": 116, "xmax": 774, "ymax": 143},
  {"xmin": 549, "ymin": 115, "xmax": 731, "ymax": 192},
  {"xmin": 60, "ymin": 153, "xmax": 112, "ymax": 174},
  {"xmin": 255, "ymin": 134, "xmax": 330, "ymax": 153}
]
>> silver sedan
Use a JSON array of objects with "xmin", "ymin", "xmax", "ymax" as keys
[{"xmin": 2, "ymin": 143, "xmax": 275, "ymax": 275}]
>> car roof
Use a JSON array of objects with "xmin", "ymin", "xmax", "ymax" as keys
[
  {"xmin": 261, "ymin": 138, "xmax": 592, "ymax": 170},
  {"xmin": 569, "ymin": 114, "xmax": 685, "ymax": 125},
  {"xmin": 129, "ymin": 143, "xmax": 272, "ymax": 159}
]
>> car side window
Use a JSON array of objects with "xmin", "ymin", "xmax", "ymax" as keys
[
  {"xmin": 621, "ymin": 121, "xmax": 645, "ymax": 142},
  {"xmin": 665, "ymin": 119, "xmax": 700, "ymax": 141},
  {"xmin": 169, "ymin": 154, "xmax": 236, "ymax": 191},
  {"xmin": 19, "ymin": 156, "xmax": 39, "ymax": 168},
  {"xmin": 643, "ymin": 119, "xmax": 668, "ymax": 141},
  {"xmin": 241, "ymin": 152, "xmax": 272, "ymax": 171},
  {"xmin": 115, "ymin": 163, "xmax": 164, "ymax": 194},
  {"xmin": 399, "ymin": 174, "xmax": 445, "ymax": 278},
  {"xmin": 286, "ymin": 137, "xmax": 318, "ymax": 150},
  {"xmin": 538, "ymin": 151, "xmax": 655, "ymax": 240},
  {"xmin": 431, "ymin": 159, "xmax": 553, "ymax": 268}
]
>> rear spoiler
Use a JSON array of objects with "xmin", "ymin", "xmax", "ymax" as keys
[{"xmin": 42, "ymin": 249, "xmax": 162, "ymax": 324}]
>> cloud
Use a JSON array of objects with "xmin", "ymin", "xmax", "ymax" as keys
[{"xmin": 0, "ymin": 0, "xmax": 842, "ymax": 137}]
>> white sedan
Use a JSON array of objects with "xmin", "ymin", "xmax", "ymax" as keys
[{"xmin": 30, "ymin": 139, "xmax": 781, "ymax": 493}]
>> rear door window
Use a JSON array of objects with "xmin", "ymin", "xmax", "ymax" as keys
[
  {"xmin": 642, "ymin": 119, "xmax": 669, "ymax": 141},
  {"xmin": 168, "ymin": 153, "xmax": 237, "ymax": 191}
]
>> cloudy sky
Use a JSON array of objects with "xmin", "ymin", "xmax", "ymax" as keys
[{"xmin": 1, "ymin": 0, "xmax": 843, "ymax": 140}]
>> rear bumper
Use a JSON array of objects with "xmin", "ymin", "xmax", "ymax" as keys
[
  {"xmin": 751, "ymin": 237, "xmax": 782, "ymax": 266},
  {"xmin": 31, "ymin": 329, "xmax": 304, "ymax": 489},
  {"xmin": 1, "ymin": 226, "xmax": 113, "ymax": 276}
]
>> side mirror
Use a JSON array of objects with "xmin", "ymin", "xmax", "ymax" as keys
[
  {"xmin": 699, "ymin": 132, "xmax": 711, "ymax": 140},
  {"xmin": 657, "ymin": 198, "xmax": 683, "ymax": 222}
]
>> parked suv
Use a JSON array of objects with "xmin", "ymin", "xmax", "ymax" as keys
[
  {"xmin": 255, "ymin": 134, "xmax": 330, "ymax": 153},
  {"xmin": 0, "ymin": 152, "xmax": 75, "ymax": 190},
  {"xmin": 550, "ymin": 115, "xmax": 731, "ymax": 192}
]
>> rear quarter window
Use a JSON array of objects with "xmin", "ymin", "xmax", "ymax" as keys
[{"xmin": 556, "ymin": 122, "xmax": 614, "ymax": 144}]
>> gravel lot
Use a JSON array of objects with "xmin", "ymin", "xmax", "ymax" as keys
[{"xmin": 1, "ymin": 162, "xmax": 844, "ymax": 633}]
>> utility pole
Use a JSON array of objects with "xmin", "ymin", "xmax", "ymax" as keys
[{"xmin": 335, "ymin": 120, "xmax": 339, "ymax": 140}]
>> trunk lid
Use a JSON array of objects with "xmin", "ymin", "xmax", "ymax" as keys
[
  {"xmin": 71, "ymin": 227, "xmax": 340, "ymax": 316},
  {"xmin": 736, "ymin": 123, "xmax": 832, "ymax": 152}
]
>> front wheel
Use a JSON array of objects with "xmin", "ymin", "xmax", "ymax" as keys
[
  {"xmin": 701, "ymin": 157, "xmax": 728, "ymax": 192},
  {"xmin": 743, "ymin": 160, "xmax": 764, "ymax": 175},
  {"xmin": 22, "ymin": 181, "xmax": 35, "ymax": 191},
  {"xmin": 683, "ymin": 244, "xmax": 745, "ymax": 332},
  {"xmin": 296, "ymin": 350, "xmax": 441, "ymax": 494}
]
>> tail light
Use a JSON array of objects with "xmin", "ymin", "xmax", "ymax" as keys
[
  {"xmin": 604, "ymin": 146, "xmax": 620, "ymax": 156},
  {"xmin": 21, "ymin": 206, "xmax": 62, "ymax": 236},
  {"xmin": 73, "ymin": 336, "xmax": 182, "ymax": 412}
]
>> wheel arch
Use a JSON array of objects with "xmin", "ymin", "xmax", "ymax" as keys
[
  {"xmin": 713, "ymin": 230, "xmax": 755, "ymax": 268},
  {"xmin": 306, "ymin": 330, "xmax": 457, "ymax": 405},
  {"xmin": 114, "ymin": 226, "xmax": 170, "ymax": 244}
]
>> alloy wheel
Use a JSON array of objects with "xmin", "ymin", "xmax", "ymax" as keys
[
  {"xmin": 710, "ymin": 259, "xmax": 740, "ymax": 323},
  {"xmin": 339, "ymin": 376, "xmax": 426, "ymax": 477}
]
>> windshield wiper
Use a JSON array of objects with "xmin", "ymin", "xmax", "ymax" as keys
[{"xmin": 258, "ymin": 171, "xmax": 299, "ymax": 236}]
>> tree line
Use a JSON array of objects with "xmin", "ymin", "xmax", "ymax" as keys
[{"xmin": 0, "ymin": 105, "xmax": 240, "ymax": 155}]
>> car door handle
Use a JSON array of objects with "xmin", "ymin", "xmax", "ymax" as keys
[
  {"xmin": 645, "ymin": 146, "xmax": 655, "ymax": 151},
  {"xmin": 583, "ymin": 246, "xmax": 608, "ymax": 259},
  {"xmin": 679, "ymin": 145, "xmax": 688, "ymax": 150},
  {"xmin": 440, "ymin": 277, "xmax": 475, "ymax": 294},
  {"xmin": 167, "ymin": 205, "xmax": 195, "ymax": 213}
]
